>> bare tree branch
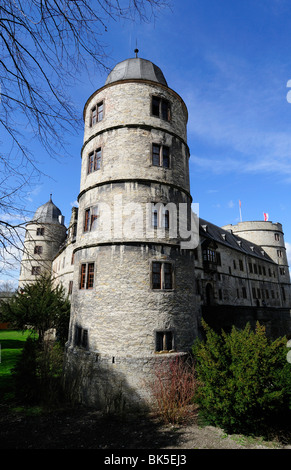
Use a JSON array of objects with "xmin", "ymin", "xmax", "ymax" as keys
[{"xmin": 0, "ymin": 0, "xmax": 169, "ymax": 276}]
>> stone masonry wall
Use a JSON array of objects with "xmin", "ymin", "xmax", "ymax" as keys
[{"xmin": 68, "ymin": 244, "xmax": 197, "ymax": 356}]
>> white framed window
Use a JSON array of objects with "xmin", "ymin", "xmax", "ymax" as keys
[
  {"xmin": 84, "ymin": 206, "xmax": 99, "ymax": 232},
  {"xmin": 90, "ymin": 101, "xmax": 103, "ymax": 126},
  {"xmin": 79, "ymin": 262, "xmax": 95, "ymax": 290},
  {"xmin": 88, "ymin": 148, "xmax": 102, "ymax": 173}
]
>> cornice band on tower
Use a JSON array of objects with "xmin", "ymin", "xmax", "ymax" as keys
[
  {"xmin": 77, "ymin": 178, "xmax": 193, "ymax": 203},
  {"xmin": 81, "ymin": 123, "xmax": 190, "ymax": 158}
]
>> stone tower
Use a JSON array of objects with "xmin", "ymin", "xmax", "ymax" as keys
[
  {"xmin": 19, "ymin": 196, "xmax": 66, "ymax": 289},
  {"xmin": 63, "ymin": 56, "xmax": 199, "ymax": 410},
  {"xmin": 222, "ymin": 220, "xmax": 290, "ymax": 304}
]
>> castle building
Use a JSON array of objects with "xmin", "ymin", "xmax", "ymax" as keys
[
  {"xmin": 19, "ymin": 195, "xmax": 67, "ymax": 288},
  {"xmin": 19, "ymin": 55, "xmax": 291, "ymax": 410}
]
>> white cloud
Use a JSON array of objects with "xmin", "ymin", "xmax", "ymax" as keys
[{"xmin": 185, "ymin": 52, "xmax": 291, "ymax": 180}]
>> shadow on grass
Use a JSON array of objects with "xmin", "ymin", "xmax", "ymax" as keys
[{"xmin": 1, "ymin": 339, "xmax": 30, "ymax": 350}]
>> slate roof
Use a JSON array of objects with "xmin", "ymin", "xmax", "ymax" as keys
[
  {"xmin": 32, "ymin": 197, "xmax": 64, "ymax": 225},
  {"xmin": 199, "ymin": 218, "xmax": 275, "ymax": 264},
  {"xmin": 105, "ymin": 58, "xmax": 168, "ymax": 87}
]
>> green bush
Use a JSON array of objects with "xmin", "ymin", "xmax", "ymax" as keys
[
  {"xmin": 193, "ymin": 321, "xmax": 291, "ymax": 434},
  {"xmin": 12, "ymin": 337, "xmax": 40, "ymax": 404},
  {"xmin": 12, "ymin": 337, "xmax": 65, "ymax": 407}
]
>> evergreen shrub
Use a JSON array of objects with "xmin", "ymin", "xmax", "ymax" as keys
[
  {"xmin": 12, "ymin": 338, "xmax": 65, "ymax": 407},
  {"xmin": 193, "ymin": 320, "xmax": 291, "ymax": 434}
]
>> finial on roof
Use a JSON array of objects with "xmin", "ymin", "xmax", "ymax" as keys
[
  {"xmin": 134, "ymin": 48, "xmax": 139, "ymax": 58},
  {"xmin": 50, "ymin": 193, "xmax": 52, "ymax": 202}
]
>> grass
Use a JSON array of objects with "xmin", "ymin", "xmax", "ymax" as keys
[{"xmin": 0, "ymin": 329, "xmax": 36, "ymax": 402}]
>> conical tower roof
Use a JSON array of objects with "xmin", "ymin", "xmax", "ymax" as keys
[
  {"xmin": 105, "ymin": 56, "xmax": 168, "ymax": 87},
  {"xmin": 32, "ymin": 195, "xmax": 64, "ymax": 225}
]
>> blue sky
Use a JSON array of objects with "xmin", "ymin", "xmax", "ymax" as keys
[{"xmin": 2, "ymin": 0, "xmax": 291, "ymax": 284}]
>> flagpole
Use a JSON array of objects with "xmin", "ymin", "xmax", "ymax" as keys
[{"xmin": 239, "ymin": 200, "xmax": 242, "ymax": 222}]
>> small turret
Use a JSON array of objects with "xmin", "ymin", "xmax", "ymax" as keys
[{"xmin": 19, "ymin": 196, "xmax": 67, "ymax": 288}]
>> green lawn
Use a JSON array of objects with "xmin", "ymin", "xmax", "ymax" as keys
[{"xmin": 0, "ymin": 330, "xmax": 36, "ymax": 402}]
